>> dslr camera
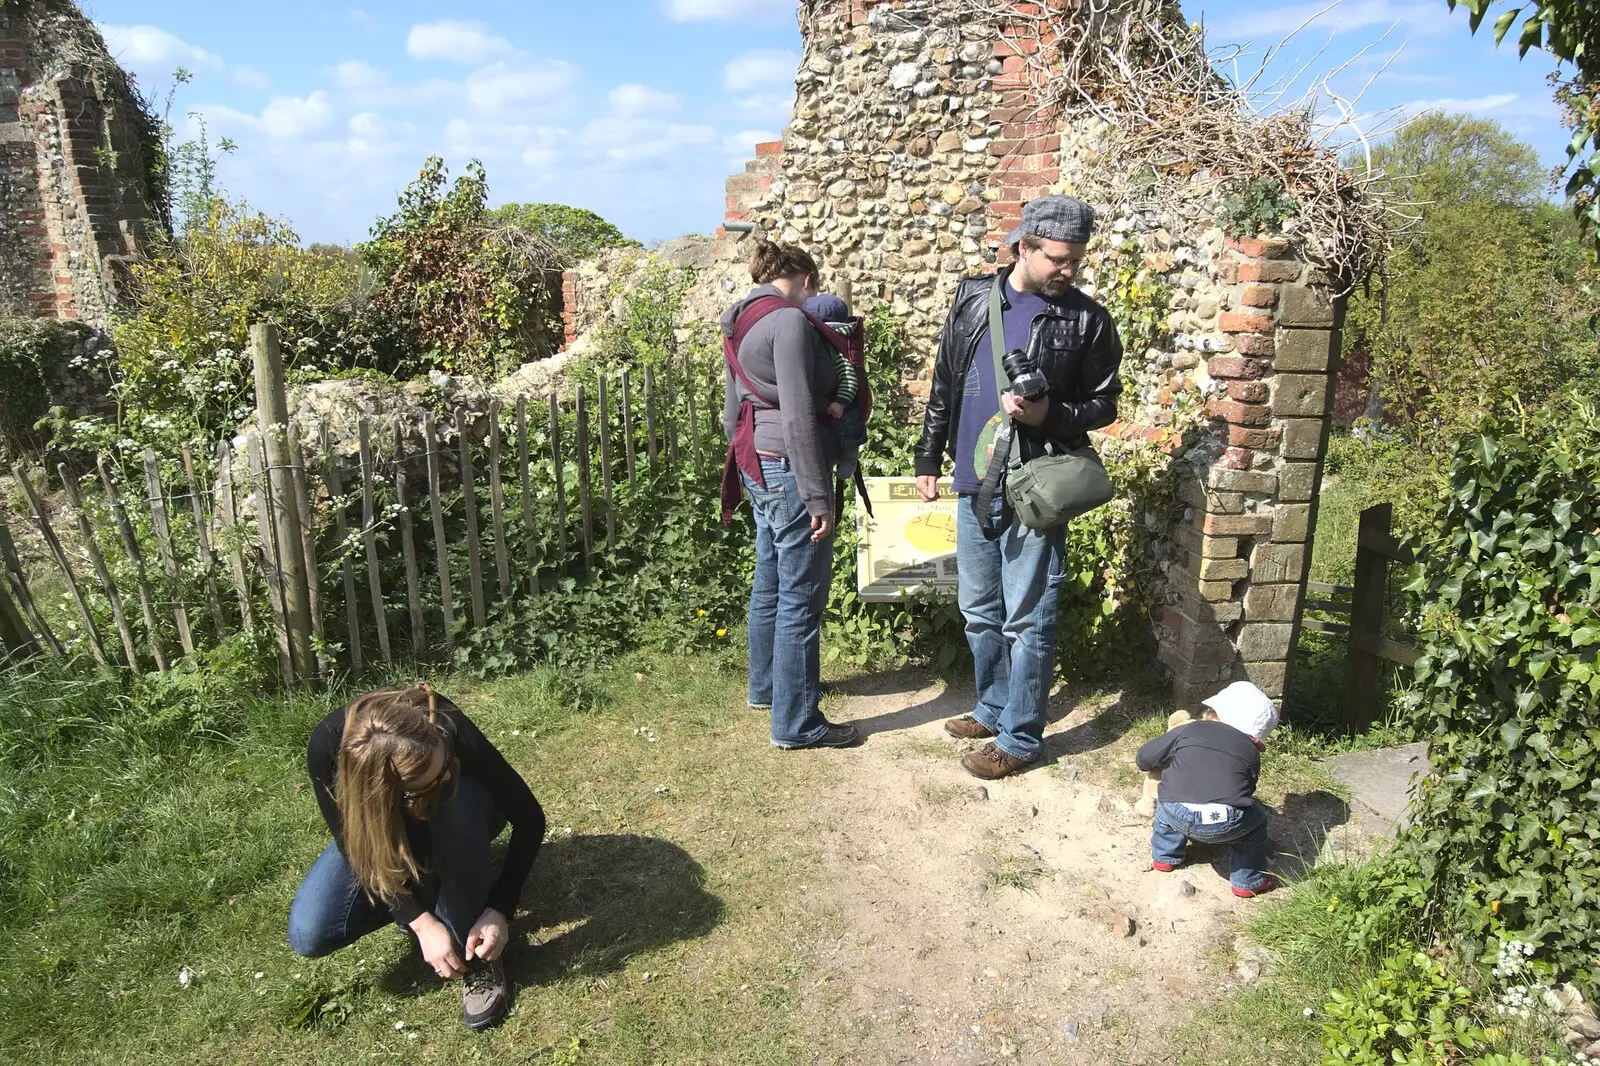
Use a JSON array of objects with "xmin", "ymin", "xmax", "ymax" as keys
[{"xmin": 1002, "ymin": 349, "xmax": 1049, "ymax": 400}]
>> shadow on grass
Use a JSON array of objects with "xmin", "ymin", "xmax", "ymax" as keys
[
  {"xmin": 376, "ymin": 834, "xmax": 723, "ymax": 996},
  {"xmin": 514, "ymin": 833, "xmax": 722, "ymax": 980}
]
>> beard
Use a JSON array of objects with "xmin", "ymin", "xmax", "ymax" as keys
[{"xmin": 1037, "ymin": 275, "xmax": 1072, "ymax": 297}]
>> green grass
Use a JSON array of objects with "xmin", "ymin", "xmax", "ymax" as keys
[{"xmin": 0, "ymin": 643, "xmax": 840, "ymax": 1065}]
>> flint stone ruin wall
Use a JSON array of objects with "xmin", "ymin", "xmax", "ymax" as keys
[
  {"xmin": 562, "ymin": 0, "xmax": 1350, "ymax": 708},
  {"xmin": 0, "ymin": 0, "xmax": 157, "ymax": 326}
]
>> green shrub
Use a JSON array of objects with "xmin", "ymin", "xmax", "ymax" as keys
[
  {"xmin": 1321, "ymin": 950, "xmax": 1497, "ymax": 1065},
  {"xmin": 1397, "ymin": 394, "xmax": 1600, "ymax": 996},
  {"xmin": 1219, "ymin": 177, "xmax": 1301, "ymax": 238}
]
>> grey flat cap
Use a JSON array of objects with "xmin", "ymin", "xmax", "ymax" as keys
[{"xmin": 1006, "ymin": 194, "xmax": 1095, "ymax": 246}]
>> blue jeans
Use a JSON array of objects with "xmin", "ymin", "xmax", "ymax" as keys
[
  {"xmin": 955, "ymin": 493, "xmax": 1066, "ymax": 763},
  {"xmin": 743, "ymin": 455, "xmax": 834, "ymax": 747},
  {"xmin": 288, "ymin": 778, "xmax": 506, "ymax": 957},
  {"xmin": 1151, "ymin": 801, "xmax": 1271, "ymax": 891}
]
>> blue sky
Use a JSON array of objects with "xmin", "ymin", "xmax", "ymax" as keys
[{"xmin": 82, "ymin": 0, "xmax": 1571, "ymax": 246}]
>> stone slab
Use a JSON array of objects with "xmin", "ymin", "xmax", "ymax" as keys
[{"xmin": 1322, "ymin": 743, "xmax": 1431, "ymax": 836}]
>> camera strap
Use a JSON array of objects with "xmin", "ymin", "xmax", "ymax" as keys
[{"xmin": 974, "ymin": 273, "xmax": 1016, "ymax": 540}]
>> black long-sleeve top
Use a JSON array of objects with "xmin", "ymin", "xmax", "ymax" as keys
[
  {"xmin": 306, "ymin": 696, "xmax": 542, "ymax": 925},
  {"xmin": 1135, "ymin": 719, "xmax": 1263, "ymax": 808}
]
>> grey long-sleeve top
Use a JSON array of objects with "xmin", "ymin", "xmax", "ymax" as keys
[{"xmin": 719, "ymin": 284, "xmax": 839, "ymax": 517}]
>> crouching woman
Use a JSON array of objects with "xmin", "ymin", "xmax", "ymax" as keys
[{"xmin": 287, "ymin": 684, "xmax": 545, "ymax": 1031}]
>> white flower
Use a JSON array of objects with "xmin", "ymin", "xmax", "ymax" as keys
[
  {"xmin": 177, "ymin": 966, "xmax": 196, "ymax": 988},
  {"xmin": 394, "ymin": 1021, "xmax": 405, "ymax": 1031},
  {"xmin": 1303, "ymin": 1007, "xmax": 1314, "ymax": 1017},
  {"xmin": 253, "ymin": 971, "xmax": 264, "ymax": 980}
]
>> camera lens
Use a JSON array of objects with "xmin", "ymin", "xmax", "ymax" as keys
[{"xmin": 1001, "ymin": 349, "xmax": 1048, "ymax": 399}]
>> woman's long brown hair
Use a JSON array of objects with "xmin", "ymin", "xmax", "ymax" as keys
[{"xmin": 335, "ymin": 684, "xmax": 455, "ymax": 900}]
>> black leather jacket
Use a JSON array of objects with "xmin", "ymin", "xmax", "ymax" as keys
[{"xmin": 914, "ymin": 266, "xmax": 1124, "ymax": 478}]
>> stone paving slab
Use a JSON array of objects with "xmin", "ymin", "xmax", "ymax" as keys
[{"xmin": 1322, "ymin": 742, "xmax": 1431, "ymax": 836}]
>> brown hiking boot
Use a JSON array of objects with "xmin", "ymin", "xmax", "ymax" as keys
[
  {"xmin": 961, "ymin": 741, "xmax": 1037, "ymax": 780},
  {"xmin": 943, "ymin": 714, "xmax": 996, "ymax": 740},
  {"xmin": 461, "ymin": 957, "xmax": 510, "ymax": 1031}
]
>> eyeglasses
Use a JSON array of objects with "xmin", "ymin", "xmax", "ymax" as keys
[{"xmin": 1032, "ymin": 247, "xmax": 1085, "ymax": 272}]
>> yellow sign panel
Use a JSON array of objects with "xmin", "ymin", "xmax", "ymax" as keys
[{"xmin": 854, "ymin": 477, "xmax": 959, "ymax": 601}]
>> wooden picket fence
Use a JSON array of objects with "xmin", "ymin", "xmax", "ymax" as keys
[{"xmin": 0, "ymin": 323, "xmax": 725, "ymax": 685}]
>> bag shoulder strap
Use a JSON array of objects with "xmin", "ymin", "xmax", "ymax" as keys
[{"xmin": 987, "ymin": 272, "xmax": 1011, "ymax": 432}]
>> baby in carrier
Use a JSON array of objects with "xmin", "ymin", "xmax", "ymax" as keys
[{"xmin": 802, "ymin": 293, "xmax": 867, "ymax": 485}]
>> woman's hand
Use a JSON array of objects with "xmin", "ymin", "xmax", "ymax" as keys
[
  {"xmin": 464, "ymin": 907, "xmax": 509, "ymax": 962},
  {"xmin": 409, "ymin": 912, "xmax": 467, "ymax": 979},
  {"xmin": 827, "ymin": 401, "xmax": 845, "ymax": 419}
]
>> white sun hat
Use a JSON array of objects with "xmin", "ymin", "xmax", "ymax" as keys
[{"xmin": 1202, "ymin": 681, "xmax": 1280, "ymax": 742}]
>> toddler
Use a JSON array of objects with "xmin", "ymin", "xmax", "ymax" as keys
[
  {"xmin": 803, "ymin": 293, "xmax": 868, "ymax": 483},
  {"xmin": 1135, "ymin": 681, "xmax": 1280, "ymax": 897}
]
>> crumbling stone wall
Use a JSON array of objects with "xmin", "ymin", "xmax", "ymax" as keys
[
  {"xmin": 0, "ymin": 0, "xmax": 158, "ymax": 325},
  {"xmin": 563, "ymin": 0, "xmax": 1358, "ymax": 709}
]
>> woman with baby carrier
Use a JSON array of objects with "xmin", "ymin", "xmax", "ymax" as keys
[
  {"xmin": 720, "ymin": 240, "xmax": 862, "ymax": 751},
  {"xmin": 287, "ymin": 683, "xmax": 545, "ymax": 1031}
]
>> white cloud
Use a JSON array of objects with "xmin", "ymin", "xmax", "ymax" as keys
[
  {"xmin": 579, "ymin": 115, "xmax": 718, "ymax": 164},
  {"xmin": 723, "ymin": 49, "xmax": 798, "ymax": 91},
  {"xmin": 609, "ymin": 83, "xmax": 681, "ymax": 117},
  {"xmin": 232, "ymin": 66, "xmax": 271, "ymax": 91},
  {"xmin": 406, "ymin": 20, "xmax": 517, "ymax": 64},
  {"xmin": 1401, "ymin": 91, "xmax": 1521, "ymax": 115},
  {"xmin": 663, "ymin": 0, "xmax": 795, "ymax": 23},
  {"xmin": 99, "ymin": 24, "xmax": 223, "ymax": 73},
  {"xmin": 334, "ymin": 59, "xmax": 388, "ymax": 88},
  {"xmin": 465, "ymin": 60, "xmax": 579, "ymax": 113},
  {"xmin": 730, "ymin": 91, "xmax": 795, "ymax": 122},
  {"xmin": 262, "ymin": 92, "xmax": 336, "ymax": 139}
]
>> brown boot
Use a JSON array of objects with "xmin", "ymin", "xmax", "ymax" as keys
[
  {"xmin": 943, "ymin": 714, "xmax": 996, "ymax": 740},
  {"xmin": 961, "ymin": 741, "xmax": 1037, "ymax": 780}
]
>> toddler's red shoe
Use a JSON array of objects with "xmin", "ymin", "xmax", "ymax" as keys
[
  {"xmin": 1231, "ymin": 877, "xmax": 1277, "ymax": 898},
  {"xmin": 1150, "ymin": 861, "xmax": 1179, "ymax": 873}
]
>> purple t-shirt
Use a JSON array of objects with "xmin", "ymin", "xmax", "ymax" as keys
[{"xmin": 953, "ymin": 282, "xmax": 1056, "ymax": 494}]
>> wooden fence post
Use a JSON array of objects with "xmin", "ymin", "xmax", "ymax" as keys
[
  {"xmin": 357, "ymin": 417, "xmax": 392, "ymax": 664},
  {"xmin": 13, "ymin": 465, "xmax": 107, "ymax": 666},
  {"xmin": 516, "ymin": 396, "xmax": 540, "ymax": 597},
  {"xmin": 247, "ymin": 432, "xmax": 295, "ymax": 684},
  {"xmin": 487, "ymin": 402, "xmax": 512, "ymax": 601},
  {"xmin": 250, "ymin": 322, "xmax": 316, "ymax": 681},
  {"xmin": 0, "ymin": 512, "xmax": 61, "ymax": 657},
  {"xmin": 393, "ymin": 421, "xmax": 427, "ymax": 656},
  {"xmin": 211, "ymin": 445, "xmax": 254, "ymax": 638},
  {"xmin": 58, "ymin": 464, "xmax": 139, "ymax": 669},
  {"xmin": 0, "ymin": 563, "xmax": 33, "ymax": 659},
  {"xmin": 423, "ymin": 413, "xmax": 456, "ymax": 642},
  {"xmin": 319, "ymin": 426, "xmax": 362, "ymax": 675},
  {"xmin": 457, "ymin": 409, "xmax": 488, "ymax": 631},
  {"xmin": 142, "ymin": 449, "xmax": 195, "ymax": 656},
  {"xmin": 100, "ymin": 456, "xmax": 169, "ymax": 670},
  {"xmin": 180, "ymin": 443, "xmax": 229, "ymax": 640},
  {"xmin": 1341, "ymin": 503, "xmax": 1420, "ymax": 730}
]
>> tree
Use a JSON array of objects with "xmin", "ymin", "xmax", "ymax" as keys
[
  {"xmin": 1446, "ymin": 0, "xmax": 1600, "ymax": 243},
  {"xmin": 1341, "ymin": 117, "xmax": 1600, "ymax": 507},
  {"xmin": 1368, "ymin": 111, "xmax": 1546, "ymax": 210},
  {"xmin": 483, "ymin": 202, "xmax": 639, "ymax": 265}
]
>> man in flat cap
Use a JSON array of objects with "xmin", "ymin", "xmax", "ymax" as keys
[{"xmin": 914, "ymin": 195, "xmax": 1125, "ymax": 779}]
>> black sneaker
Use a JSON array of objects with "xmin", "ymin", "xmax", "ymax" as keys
[
  {"xmin": 461, "ymin": 957, "xmax": 510, "ymax": 1031},
  {"xmin": 774, "ymin": 722, "xmax": 861, "ymax": 749}
]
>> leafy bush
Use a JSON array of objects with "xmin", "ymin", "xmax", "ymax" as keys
[
  {"xmin": 1321, "ymin": 950, "xmax": 1501, "ymax": 1065},
  {"xmin": 1219, "ymin": 177, "xmax": 1301, "ymax": 238},
  {"xmin": 363, "ymin": 157, "xmax": 563, "ymax": 378},
  {"xmin": 1397, "ymin": 395, "xmax": 1600, "ymax": 996},
  {"xmin": 0, "ymin": 317, "xmax": 107, "ymax": 458}
]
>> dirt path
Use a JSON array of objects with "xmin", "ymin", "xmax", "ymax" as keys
[{"xmin": 793, "ymin": 673, "xmax": 1369, "ymax": 1065}]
